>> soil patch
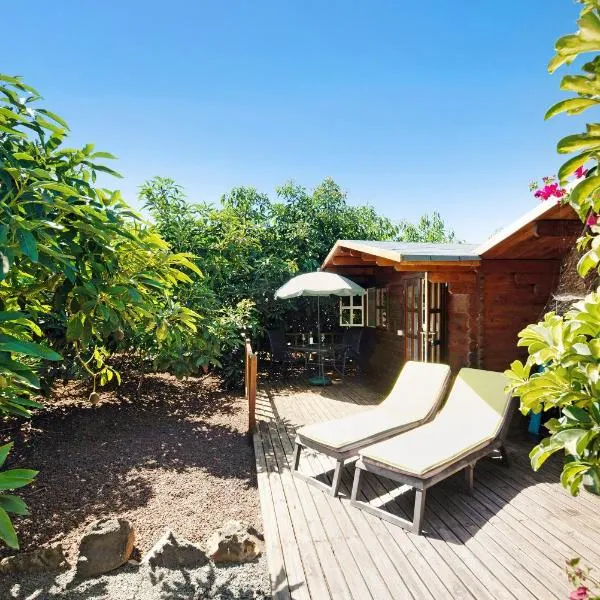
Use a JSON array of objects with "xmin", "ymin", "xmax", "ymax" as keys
[{"xmin": 0, "ymin": 367, "xmax": 260, "ymax": 565}]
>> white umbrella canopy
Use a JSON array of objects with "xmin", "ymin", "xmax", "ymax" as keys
[
  {"xmin": 274, "ymin": 271, "xmax": 366, "ymax": 299},
  {"xmin": 274, "ymin": 271, "xmax": 365, "ymax": 386}
]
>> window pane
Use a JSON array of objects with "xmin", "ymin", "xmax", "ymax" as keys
[
  {"xmin": 352, "ymin": 309, "xmax": 363, "ymax": 325},
  {"xmin": 341, "ymin": 296, "xmax": 350, "ymax": 307},
  {"xmin": 340, "ymin": 309, "xmax": 350, "ymax": 325}
]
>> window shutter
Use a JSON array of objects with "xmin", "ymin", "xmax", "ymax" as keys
[{"xmin": 367, "ymin": 288, "xmax": 376, "ymax": 327}]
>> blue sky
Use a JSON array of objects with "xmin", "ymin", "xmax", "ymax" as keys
[{"xmin": 4, "ymin": 1, "xmax": 583, "ymax": 242}]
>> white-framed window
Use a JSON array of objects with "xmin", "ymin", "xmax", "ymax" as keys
[
  {"xmin": 339, "ymin": 295, "xmax": 365, "ymax": 327},
  {"xmin": 366, "ymin": 287, "xmax": 389, "ymax": 329}
]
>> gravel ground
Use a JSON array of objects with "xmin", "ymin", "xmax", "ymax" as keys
[
  {"xmin": 0, "ymin": 366, "xmax": 270, "ymax": 599},
  {"xmin": 1, "ymin": 558, "xmax": 271, "ymax": 599}
]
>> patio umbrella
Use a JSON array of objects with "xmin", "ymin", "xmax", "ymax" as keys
[{"xmin": 274, "ymin": 271, "xmax": 366, "ymax": 385}]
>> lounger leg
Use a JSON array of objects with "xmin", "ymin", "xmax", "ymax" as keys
[
  {"xmin": 413, "ymin": 489, "xmax": 426, "ymax": 534},
  {"xmin": 331, "ymin": 459, "xmax": 344, "ymax": 497},
  {"xmin": 292, "ymin": 441, "xmax": 302, "ymax": 472},
  {"xmin": 464, "ymin": 463, "xmax": 475, "ymax": 495},
  {"xmin": 499, "ymin": 445, "xmax": 510, "ymax": 468},
  {"xmin": 351, "ymin": 463, "xmax": 363, "ymax": 502}
]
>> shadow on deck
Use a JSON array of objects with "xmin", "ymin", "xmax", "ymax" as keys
[{"xmin": 253, "ymin": 376, "xmax": 600, "ymax": 600}]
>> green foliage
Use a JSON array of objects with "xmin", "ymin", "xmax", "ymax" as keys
[
  {"xmin": 506, "ymin": 292, "xmax": 600, "ymax": 494},
  {"xmin": 398, "ymin": 212, "xmax": 457, "ymax": 243},
  {"xmin": 0, "ymin": 74, "xmax": 205, "ymax": 547},
  {"xmin": 141, "ymin": 176, "xmax": 457, "ymax": 386},
  {"xmin": 545, "ymin": 2, "xmax": 600, "ymax": 277},
  {"xmin": 506, "ymin": 0, "xmax": 600, "ymax": 497},
  {"xmin": 0, "ymin": 443, "xmax": 36, "ymax": 549}
]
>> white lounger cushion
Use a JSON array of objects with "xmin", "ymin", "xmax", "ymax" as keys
[
  {"xmin": 296, "ymin": 361, "xmax": 451, "ymax": 453},
  {"xmin": 359, "ymin": 368, "xmax": 511, "ymax": 477}
]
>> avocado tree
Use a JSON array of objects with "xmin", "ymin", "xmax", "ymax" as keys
[{"xmin": 0, "ymin": 75, "xmax": 206, "ymax": 547}]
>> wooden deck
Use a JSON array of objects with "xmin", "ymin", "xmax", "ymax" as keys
[{"xmin": 253, "ymin": 377, "xmax": 600, "ymax": 600}]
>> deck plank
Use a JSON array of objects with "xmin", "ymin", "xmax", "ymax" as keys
[{"xmin": 253, "ymin": 377, "xmax": 600, "ymax": 600}]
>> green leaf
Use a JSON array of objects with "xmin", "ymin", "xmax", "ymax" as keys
[
  {"xmin": 0, "ymin": 336, "xmax": 62, "ymax": 361},
  {"xmin": 12, "ymin": 152, "xmax": 35, "ymax": 161},
  {"xmin": 554, "ymin": 428, "xmax": 589, "ymax": 456},
  {"xmin": 89, "ymin": 163, "xmax": 122, "ymax": 178},
  {"xmin": 0, "ymin": 494, "xmax": 28, "ymax": 516},
  {"xmin": 563, "ymin": 405, "xmax": 592, "ymax": 424},
  {"xmin": 558, "ymin": 152, "xmax": 593, "ymax": 184},
  {"xmin": 560, "ymin": 74, "xmax": 600, "ymax": 95},
  {"xmin": 570, "ymin": 175, "xmax": 600, "ymax": 208},
  {"xmin": 66, "ymin": 314, "xmax": 84, "ymax": 342},
  {"xmin": 156, "ymin": 321, "xmax": 168, "ymax": 343},
  {"xmin": 545, "ymin": 97, "xmax": 600, "ymax": 120},
  {"xmin": 530, "ymin": 438, "xmax": 561, "ymax": 470},
  {"xmin": 0, "ymin": 312, "xmax": 26, "ymax": 323},
  {"xmin": 36, "ymin": 108, "xmax": 69, "ymax": 130},
  {"xmin": 577, "ymin": 248, "xmax": 600, "ymax": 277},
  {"xmin": 557, "ymin": 133, "xmax": 600, "ymax": 154},
  {"xmin": 0, "ymin": 469, "xmax": 38, "ymax": 490},
  {"xmin": 0, "ymin": 444, "xmax": 13, "ymax": 468},
  {"xmin": 16, "ymin": 229, "xmax": 38, "ymax": 262},
  {"xmin": 90, "ymin": 151, "xmax": 117, "ymax": 160},
  {"xmin": 0, "ymin": 506, "xmax": 19, "ymax": 549}
]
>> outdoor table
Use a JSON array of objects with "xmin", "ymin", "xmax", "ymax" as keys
[
  {"xmin": 288, "ymin": 343, "xmax": 346, "ymax": 355},
  {"xmin": 288, "ymin": 343, "xmax": 348, "ymax": 376}
]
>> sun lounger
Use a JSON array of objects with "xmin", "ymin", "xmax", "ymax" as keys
[
  {"xmin": 291, "ymin": 361, "xmax": 451, "ymax": 496},
  {"xmin": 350, "ymin": 368, "xmax": 517, "ymax": 534}
]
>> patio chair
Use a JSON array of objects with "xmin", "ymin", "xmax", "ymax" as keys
[
  {"xmin": 292, "ymin": 361, "xmax": 451, "ymax": 496},
  {"xmin": 350, "ymin": 368, "xmax": 517, "ymax": 535},
  {"xmin": 336, "ymin": 327, "xmax": 364, "ymax": 376},
  {"xmin": 266, "ymin": 329, "xmax": 296, "ymax": 376}
]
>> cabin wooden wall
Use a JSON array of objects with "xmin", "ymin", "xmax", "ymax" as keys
[
  {"xmin": 480, "ymin": 260, "xmax": 560, "ymax": 371},
  {"xmin": 350, "ymin": 259, "xmax": 560, "ymax": 391},
  {"xmin": 430, "ymin": 271, "xmax": 481, "ymax": 372}
]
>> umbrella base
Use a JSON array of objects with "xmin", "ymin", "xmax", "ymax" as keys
[{"xmin": 309, "ymin": 375, "xmax": 331, "ymax": 386}]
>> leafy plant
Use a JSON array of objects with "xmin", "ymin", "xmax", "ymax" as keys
[
  {"xmin": 507, "ymin": 1, "xmax": 600, "ymax": 497},
  {"xmin": 0, "ymin": 443, "xmax": 36, "ymax": 549},
  {"xmin": 507, "ymin": 293, "xmax": 600, "ymax": 494},
  {"xmin": 141, "ymin": 176, "xmax": 457, "ymax": 385},
  {"xmin": 0, "ymin": 74, "xmax": 208, "ymax": 547}
]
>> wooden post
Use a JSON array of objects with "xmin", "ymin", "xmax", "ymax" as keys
[{"xmin": 245, "ymin": 339, "xmax": 258, "ymax": 433}]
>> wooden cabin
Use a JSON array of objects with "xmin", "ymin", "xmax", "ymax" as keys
[{"xmin": 322, "ymin": 199, "xmax": 582, "ymax": 388}]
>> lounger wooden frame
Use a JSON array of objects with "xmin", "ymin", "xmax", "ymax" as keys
[
  {"xmin": 350, "ymin": 397, "xmax": 518, "ymax": 534},
  {"xmin": 291, "ymin": 366, "xmax": 451, "ymax": 496},
  {"xmin": 292, "ymin": 436, "xmax": 365, "ymax": 497}
]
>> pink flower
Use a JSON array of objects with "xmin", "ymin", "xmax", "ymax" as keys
[
  {"xmin": 575, "ymin": 166, "xmax": 588, "ymax": 179},
  {"xmin": 534, "ymin": 183, "xmax": 567, "ymax": 201},
  {"xmin": 587, "ymin": 213, "xmax": 599, "ymax": 227},
  {"xmin": 569, "ymin": 586, "xmax": 590, "ymax": 600}
]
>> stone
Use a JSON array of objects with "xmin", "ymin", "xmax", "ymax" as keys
[
  {"xmin": 205, "ymin": 520, "xmax": 263, "ymax": 564},
  {"xmin": 142, "ymin": 529, "xmax": 208, "ymax": 570},
  {"xmin": 75, "ymin": 517, "xmax": 135, "ymax": 578},
  {"xmin": 0, "ymin": 543, "xmax": 68, "ymax": 575}
]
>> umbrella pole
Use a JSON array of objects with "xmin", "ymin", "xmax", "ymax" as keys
[{"xmin": 317, "ymin": 295, "xmax": 322, "ymax": 381}]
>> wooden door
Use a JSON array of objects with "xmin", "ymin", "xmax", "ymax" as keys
[
  {"xmin": 404, "ymin": 277, "xmax": 422, "ymax": 361},
  {"xmin": 403, "ymin": 275, "xmax": 447, "ymax": 363},
  {"xmin": 422, "ymin": 275, "xmax": 447, "ymax": 363}
]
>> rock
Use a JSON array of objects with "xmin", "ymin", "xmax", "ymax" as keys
[
  {"xmin": 75, "ymin": 518, "xmax": 135, "ymax": 578},
  {"xmin": 142, "ymin": 529, "xmax": 208, "ymax": 570},
  {"xmin": 0, "ymin": 543, "xmax": 68, "ymax": 575},
  {"xmin": 205, "ymin": 520, "xmax": 263, "ymax": 564}
]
